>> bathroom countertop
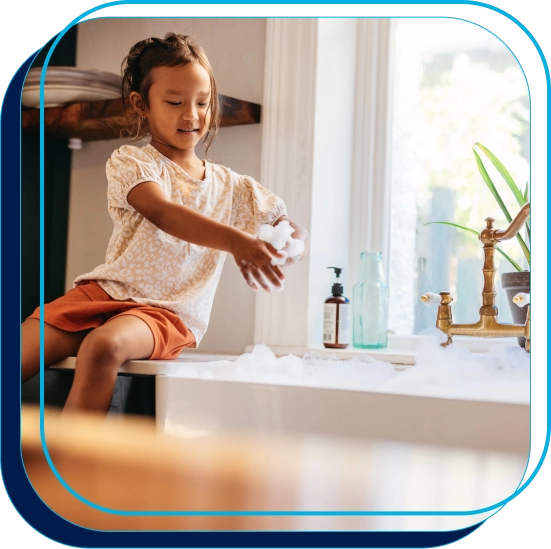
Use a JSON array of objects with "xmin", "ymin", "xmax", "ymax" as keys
[
  {"xmin": 253, "ymin": 345, "xmax": 417, "ymax": 365},
  {"xmin": 51, "ymin": 350, "xmax": 414, "ymax": 376},
  {"xmin": 50, "ymin": 335, "xmax": 521, "ymax": 375},
  {"xmin": 51, "ymin": 351, "xmax": 242, "ymax": 376}
]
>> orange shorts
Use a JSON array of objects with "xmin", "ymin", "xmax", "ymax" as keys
[{"xmin": 28, "ymin": 281, "xmax": 196, "ymax": 360}]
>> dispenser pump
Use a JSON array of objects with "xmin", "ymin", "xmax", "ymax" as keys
[
  {"xmin": 324, "ymin": 267, "xmax": 351, "ymax": 349},
  {"xmin": 327, "ymin": 267, "xmax": 344, "ymax": 296}
]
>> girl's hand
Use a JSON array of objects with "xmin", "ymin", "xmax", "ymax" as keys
[
  {"xmin": 277, "ymin": 241, "xmax": 305, "ymax": 268},
  {"xmin": 240, "ymin": 244, "xmax": 302, "ymax": 290},
  {"xmin": 231, "ymin": 234, "xmax": 286, "ymax": 292},
  {"xmin": 272, "ymin": 216, "xmax": 310, "ymax": 269}
]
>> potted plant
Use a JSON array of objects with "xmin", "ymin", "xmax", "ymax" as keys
[{"xmin": 429, "ymin": 142, "xmax": 530, "ymax": 346}]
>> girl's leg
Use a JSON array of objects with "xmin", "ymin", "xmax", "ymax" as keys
[
  {"xmin": 63, "ymin": 315, "xmax": 155, "ymax": 414},
  {"xmin": 21, "ymin": 318, "xmax": 90, "ymax": 383}
]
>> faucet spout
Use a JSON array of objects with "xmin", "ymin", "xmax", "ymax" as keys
[{"xmin": 483, "ymin": 202, "xmax": 530, "ymax": 244}]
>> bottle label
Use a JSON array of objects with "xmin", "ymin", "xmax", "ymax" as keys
[
  {"xmin": 338, "ymin": 303, "xmax": 352, "ymax": 344},
  {"xmin": 323, "ymin": 303, "xmax": 337, "ymax": 344}
]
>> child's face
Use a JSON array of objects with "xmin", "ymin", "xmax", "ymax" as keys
[{"xmin": 143, "ymin": 63, "xmax": 212, "ymax": 154}]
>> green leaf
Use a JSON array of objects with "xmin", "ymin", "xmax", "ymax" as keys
[
  {"xmin": 472, "ymin": 146, "xmax": 530, "ymax": 266},
  {"xmin": 424, "ymin": 221, "xmax": 523, "ymax": 272},
  {"xmin": 523, "ymin": 183, "xmax": 531, "ymax": 243},
  {"xmin": 420, "ymin": 145, "xmax": 530, "ymax": 274},
  {"xmin": 515, "ymin": 232, "xmax": 530, "ymax": 265},
  {"xmin": 425, "ymin": 221, "xmax": 479, "ymax": 236},
  {"xmin": 495, "ymin": 246, "xmax": 523, "ymax": 271},
  {"xmin": 472, "ymin": 148, "xmax": 513, "ymax": 224},
  {"xmin": 474, "ymin": 143, "xmax": 526, "ymax": 207}
]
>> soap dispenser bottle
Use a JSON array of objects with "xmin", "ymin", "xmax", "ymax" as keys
[{"xmin": 323, "ymin": 267, "xmax": 351, "ymax": 349}]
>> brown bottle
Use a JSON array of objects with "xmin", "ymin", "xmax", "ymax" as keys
[{"xmin": 323, "ymin": 267, "xmax": 351, "ymax": 349}]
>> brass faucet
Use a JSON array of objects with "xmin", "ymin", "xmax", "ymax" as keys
[{"xmin": 421, "ymin": 202, "xmax": 530, "ymax": 352}]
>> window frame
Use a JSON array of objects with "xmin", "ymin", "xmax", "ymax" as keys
[{"xmin": 254, "ymin": 17, "xmax": 515, "ymax": 357}]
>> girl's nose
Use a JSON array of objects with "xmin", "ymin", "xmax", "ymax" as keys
[{"xmin": 181, "ymin": 104, "xmax": 198, "ymax": 121}]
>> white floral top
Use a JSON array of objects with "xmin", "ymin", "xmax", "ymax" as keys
[{"xmin": 74, "ymin": 144, "xmax": 287, "ymax": 346}]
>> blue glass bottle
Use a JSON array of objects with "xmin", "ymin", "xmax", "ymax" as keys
[{"xmin": 353, "ymin": 252, "xmax": 389, "ymax": 349}]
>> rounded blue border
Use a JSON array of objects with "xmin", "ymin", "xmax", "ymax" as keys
[{"xmin": 1, "ymin": 0, "xmax": 547, "ymax": 546}]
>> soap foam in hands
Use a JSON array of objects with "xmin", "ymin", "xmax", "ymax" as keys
[{"xmin": 256, "ymin": 220, "xmax": 305, "ymax": 291}]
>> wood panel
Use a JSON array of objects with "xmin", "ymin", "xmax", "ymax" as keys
[{"xmin": 21, "ymin": 95, "xmax": 261, "ymax": 141}]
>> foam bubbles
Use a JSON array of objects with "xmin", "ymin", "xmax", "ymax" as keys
[
  {"xmin": 169, "ymin": 339, "xmax": 530, "ymax": 404},
  {"xmin": 377, "ymin": 337, "xmax": 530, "ymax": 403},
  {"xmin": 258, "ymin": 220, "xmax": 305, "ymax": 266}
]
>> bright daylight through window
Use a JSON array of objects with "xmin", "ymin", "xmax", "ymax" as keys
[{"xmin": 388, "ymin": 18, "xmax": 529, "ymax": 336}]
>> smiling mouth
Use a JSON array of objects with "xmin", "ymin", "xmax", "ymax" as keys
[{"xmin": 178, "ymin": 128, "xmax": 198, "ymax": 133}]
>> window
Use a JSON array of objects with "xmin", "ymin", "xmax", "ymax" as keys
[
  {"xmin": 256, "ymin": 18, "xmax": 530, "ymax": 353},
  {"xmin": 388, "ymin": 18, "xmax": 530, "ymax": 335}
]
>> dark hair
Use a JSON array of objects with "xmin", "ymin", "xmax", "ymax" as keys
[{"xmin": 121, "ymin": 33, "xmax": 220, "ymax": 152}]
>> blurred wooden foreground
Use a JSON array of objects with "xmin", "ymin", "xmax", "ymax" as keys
[
  {"xmin": 21, "ymin": 405, "xmax": 371, "ymax": 530},
  {"xmin": 21, "ymin": 405, "xmax": 527, "ymax": 532}
]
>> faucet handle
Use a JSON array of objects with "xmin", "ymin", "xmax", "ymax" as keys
[
  {"xmin": 421, "ymin": 291, "xmax": 454, "ymax": 307},
  {"xmin": 513, "ymin": 292, "xmax": 530, "ymax": 307},
  {"xmin": 421, "ymin": 292, "xmax": 441, "ymax": 306}
]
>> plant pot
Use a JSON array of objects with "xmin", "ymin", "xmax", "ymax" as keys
[{"xmin": 501, "ymin": 271, "xmax": 530, "ymax": 348}]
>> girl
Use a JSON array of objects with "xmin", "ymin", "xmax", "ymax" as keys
[{"xmin": 22, "ymin": 33, "xmax": 310, "ymax": 414}]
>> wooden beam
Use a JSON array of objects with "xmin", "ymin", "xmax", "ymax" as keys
[{"xmin": 21, "ymin": 94, "xmax": 261, "ymax": 141}]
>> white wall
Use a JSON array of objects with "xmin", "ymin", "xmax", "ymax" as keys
[
  {"xmin": 253, "ymin": 19, "xmax": 357, "ymax": 350},
  {"xmin": 309, "ymin": 19, "xmax": 357, "ymax": 346},
  {"xmin": 67, "ymin": 18, "xmax": 266, "ymax": 353}
]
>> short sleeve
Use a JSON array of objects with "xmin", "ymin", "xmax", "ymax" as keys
[
  {"xmin": 232, "ymin": 175, "xmax": 287, "ymax": 235},
  {"xmin": 106, "ymin": 145, "xmax": 167, "ymax": 210}
]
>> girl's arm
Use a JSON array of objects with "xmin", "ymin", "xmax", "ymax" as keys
[{"xmin": 127, "ymin": 181, "xmax": 286, "ymax": 289}]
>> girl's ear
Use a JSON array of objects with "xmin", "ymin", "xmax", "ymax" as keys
[{"xmin": 129, "ymin": 91, "xmax": 146, "ymax": 117}]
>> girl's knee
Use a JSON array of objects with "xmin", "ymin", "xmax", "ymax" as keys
[{"xmin": 78, "ymin": 329, "xmax": 130, "ymax": 366}]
